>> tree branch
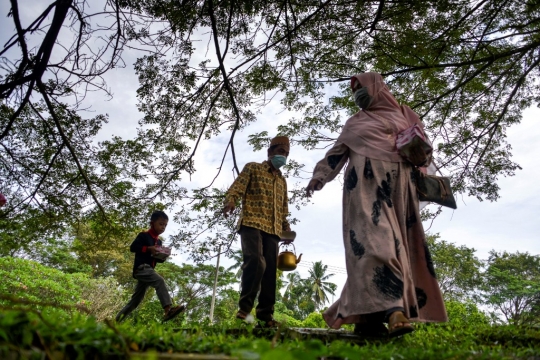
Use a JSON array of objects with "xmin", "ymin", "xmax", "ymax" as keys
[
  {"xmin": 1, "ymin": 0, "xmax": 73, "ymax": 97},
  {"xmin": 369, "ymin": 0, "xmax": 384, "ymax": 33},
  {"xmin": 474, "ymin": 56, "xmax": 540, "ymax": 170},
  {"xmin": 36, "ymin": 80, "xmax": 108, "ymax": 221},
  {"xmin": 208, "ymin": 0, "xmax": 241, "ymax": 175},
  {"xmin": 381, "ymin": 38, "xmax": 540, "ymax": 76}
]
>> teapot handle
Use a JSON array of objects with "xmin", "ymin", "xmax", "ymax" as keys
[{"xmin": 279, "ymin": 242, "xmax": 296, "ymax": 254}]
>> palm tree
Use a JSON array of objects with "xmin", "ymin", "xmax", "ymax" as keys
[
  {"xmin": 281, "ymin": 271, "xmax": 314, "ymax": 318},
  {"xmin": 226, "ymin": 249, "xmax": 243, "ymax": 290},
  {"xmin": 283, "ymin": 271, "xmax": 303, "ymax": 301},
  {"xmin": 306, "ymin": 261, "xmax": 337, "ymax": 309}
]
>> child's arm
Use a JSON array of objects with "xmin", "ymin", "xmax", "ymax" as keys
[{"xmin": 130, "ymin": 233, "xmax": 156, "ymax": 254}]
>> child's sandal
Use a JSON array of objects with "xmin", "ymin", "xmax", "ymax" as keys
[
  {"xmin": 163, "ymin": 305, "xmax": 185, "ymax": 322},
  {"xmin": 235, "ymin": 310, "xmax": 249, "ymax": 320}
]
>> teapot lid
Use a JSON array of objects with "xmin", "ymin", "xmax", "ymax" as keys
[{"xmin": 279, "ymin": 242, "xmax": 296, "ymax": 254}]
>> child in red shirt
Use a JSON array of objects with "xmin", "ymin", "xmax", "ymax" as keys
[{"xmin": 116, "ymin": 211, "xmax": 184, "ymax": 322}]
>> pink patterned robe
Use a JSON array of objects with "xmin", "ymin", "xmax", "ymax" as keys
[{"xmin": 311, "ymin": 73, "xmax": 447, "ymax": 328}]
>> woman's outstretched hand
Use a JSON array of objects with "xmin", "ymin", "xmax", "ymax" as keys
[{"xmin": 306, "ymin": 179, "xmax": 323, "ymax": 198}]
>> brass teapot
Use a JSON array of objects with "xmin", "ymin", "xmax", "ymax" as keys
[{"xmin": 277, "ymin": 243, "xmax": 303, "ymax": 271}]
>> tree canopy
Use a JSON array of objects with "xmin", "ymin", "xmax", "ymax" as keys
[
  {"xmin": 127, "ymin": 0, "xmax": 537, "ymax": 203},
  {"xmin": 482, "ymin": 250, "xmax": 540, "ymax": 326},
  {"xmin": 2, "ymin": 0, "xmax": 540, "ymax": 258},
  {"xmin": 426, "ymin": 233, "xmax": 483, "ymax": 301}
]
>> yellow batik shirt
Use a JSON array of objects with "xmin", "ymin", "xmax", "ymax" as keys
[{"xmin": 225, "ymin": 161, "xmax": 290, "ymax": 238}]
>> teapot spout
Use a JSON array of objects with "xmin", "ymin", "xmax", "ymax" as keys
[{"xmin": 295, "ymin": 253, "xmax": 303, "ymax": 264}]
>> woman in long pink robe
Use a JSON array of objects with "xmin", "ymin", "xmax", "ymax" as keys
[{"xmin": 306, "ymin": 73, "xmax": 447, "ymax": 336}]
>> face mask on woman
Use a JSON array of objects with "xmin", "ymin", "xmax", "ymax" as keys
[
  {"xmin": 270, "ymin": 155, "xmax": 287, "ymax": 169},
  {"xmin": 354, "ymin": 87, "xmax": 372, "ymax": 110}
]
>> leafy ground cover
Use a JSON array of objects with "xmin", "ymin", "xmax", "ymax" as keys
[{"xmin": 0, "ymin": 310, "xmax": 539, "ymax": 360}]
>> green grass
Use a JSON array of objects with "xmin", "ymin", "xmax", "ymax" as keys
[{"xmin": 0, "ymin": 310, "xmax": 539, "ymax": 359}]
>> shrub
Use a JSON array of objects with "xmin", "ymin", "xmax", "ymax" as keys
[
  {"xmin": 274, "ymin": 312, "xmax": 303, "ymax": 327},
  {"xmin": 0, "ymin": 257, "xmax": 126, "ymax": 320},
  {"xmin": 301, "ymin": 311, "xmax": 327, "ymax": 328},
  {"xmin": 0, "ymin": 257, "xmax": 86, "ymax": 306},
  {"xmin": 445, "ymin": 299, "xmax": 490, "ymax": 326},
  {"xmin": 79, "ymin": 276, "xmax": 129, "ymax": 321}
]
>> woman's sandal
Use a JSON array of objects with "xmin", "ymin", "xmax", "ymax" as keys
[
  {"xmin": 163, "ymin": 305, "xmax": 185, "ymax": 322},
  {"xmin": 387, "ymin": 311, "xmax": 414, "ymax": 338}
]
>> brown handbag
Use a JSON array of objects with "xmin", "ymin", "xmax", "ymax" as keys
[{"xmin": 414, "ymin": 169, "xmax": 457, "ymax": 209}]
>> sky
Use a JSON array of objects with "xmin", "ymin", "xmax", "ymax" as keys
[{"xmin": 2, "ymin": 1, "xmax": 540, "ymax": 305}]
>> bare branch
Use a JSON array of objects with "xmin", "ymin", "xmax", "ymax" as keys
[
  {"xmin": 474, "ymin": 56, "xmax": 540, "ymax": 169},
  {"xmin": 369, "ymin": 0, "xmax": 384, "ymax": 33},
  {"xmin": 37, "ymin": 79, "xmax": 108, "ymax": 220},
  {"xmin": 381, "ymin": 38, "xmax": 540, "ymax": 76},
  {"xmin": 208, "ymin": 0, "xmax": 241, "ymax": 175}
]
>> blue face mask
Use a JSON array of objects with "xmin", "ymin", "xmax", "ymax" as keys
[{"xmin": 270, "ymin": 155, "xmax": 287, "ymax": 169}]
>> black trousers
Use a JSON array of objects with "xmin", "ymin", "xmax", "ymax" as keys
[{"xmin": 238, "ymin": 225, "xmax": 279, "ymax": 321}]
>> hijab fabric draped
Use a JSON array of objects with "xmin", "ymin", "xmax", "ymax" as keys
[{"xmin": 337, "ymin": 73, "xmax": 426, "ymax": 163}]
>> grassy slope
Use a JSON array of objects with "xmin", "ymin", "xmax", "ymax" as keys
[{"xmin": 0, "ymin": 310, "xmax": 539, "ymax": 359}]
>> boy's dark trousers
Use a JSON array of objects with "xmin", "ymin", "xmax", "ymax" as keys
[
  {"xmin": 238, "ymin": 225, "xmax": 280, "ymax": 321},
  {"xmin": 115, "ymin": 264, "xmax": 172, "ymax": 321}
]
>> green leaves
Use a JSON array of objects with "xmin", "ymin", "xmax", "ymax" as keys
[
  {"xmin": 281, "ymin": 262, "xmax": 337, "ymax": 319},
  {"xmin": 3, "ymin": 3, "xmax": 540, "ymax": 321},
  {"xmin": 0, "ymin": 100, "xmax": 163, "ymax": 258},
  {"xmin": 482, "ymin": 251, "xmax": 540, "ymax": 326},
  {"xmin": 1, "ymin": 308, "xmax": 539, "ymax": 359},
  {"xmin": 427, "ymin": 235, "xmax": 540, "ymax": 326},
  {"xmin": 154, "ymin": 262, "xmax": 239, "ymax": 324},
  {"xmin": 0, "ymin": 256, "xmax": 127, "ymax": 321},
  {"xmin": 426, "ymin": 233, "xmax": 483, "ymax": 300}
]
